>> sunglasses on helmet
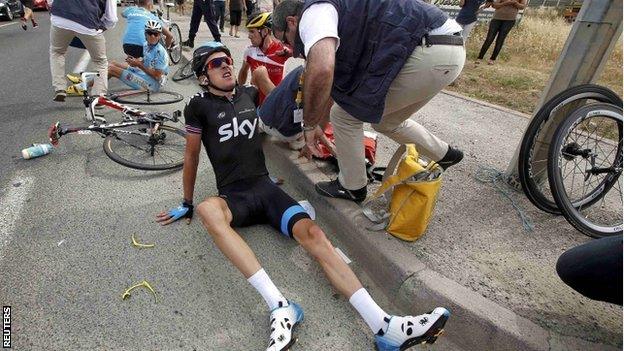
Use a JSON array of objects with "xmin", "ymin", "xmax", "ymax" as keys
[{"xmin": 204, "ymin": 56, "xmax": 233, "ymax": 71}]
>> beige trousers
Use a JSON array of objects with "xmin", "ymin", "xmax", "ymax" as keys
[
  {"xmin": 331, "ymin": 43, "xmax": 466, "ymax": 190},
  {"xmin": 49, "ymin": 25, "xmax": 108, "ymax": 95}
]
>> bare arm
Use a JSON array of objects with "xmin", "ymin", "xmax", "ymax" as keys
[
  {"xmin": 183, "ymin": 134, "xmax": 202, "ymax": 203},
  {"xmin": 303, "ymin": 37, "xmax": 337, "ymax": 128},
  {"xmin": 138, "ymin": 62, "xmax": 164, "ymax": 81},
  {"xmin": 513, "ymin": 0, "xmax": 527, "ymax": 9},
  {"xmin": 491, "ymin": 0, "xmax": 512, "ymax": 9},
  {"xmin": 238, "ymin": 60, "xmax": 250, "ymax": 85},
  {"xmin": 162, "ymin": 26, "xmax": 174, "ymax": 48},
  {"xmin": 459, "ymin": 0, "xmax": 465, "ymax": 7}
]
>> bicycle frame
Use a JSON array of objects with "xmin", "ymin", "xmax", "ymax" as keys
[{"xmin": 49, "ymin": 72, "xmax": 181, "ymax": 146}]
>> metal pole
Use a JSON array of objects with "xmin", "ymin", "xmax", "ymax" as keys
[{"xmin": 505, "ymin": 0, "xmax": 622, "ymax": 184}]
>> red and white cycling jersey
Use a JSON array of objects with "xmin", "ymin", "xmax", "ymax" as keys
[{"xmin": 243, "ymin": 41, "xmax": 291, "ymax": 104}]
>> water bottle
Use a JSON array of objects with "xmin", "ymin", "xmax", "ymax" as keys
[{"xmin": 22, "ymin": 143, "xmax": 53, "ymax": 160}]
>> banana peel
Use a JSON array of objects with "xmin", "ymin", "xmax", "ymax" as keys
[
  {"xmin": 122, "ymin": 280, "xmax": 158, "ymax": 303},
  {"xmin": 131, "ymin": 234, "xmax": 154, "ymax": 248}
]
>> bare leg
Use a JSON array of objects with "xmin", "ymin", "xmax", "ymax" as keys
[
  {"xmin": 292, "ymin": 218, "xmax": 363, "ymax": 297},
  {"xmin": 108, "ymin": 63, "xmax": 127, "ymax": 79},
  {"xmin": 196, "ymin": 197, "xmax": 262, "ymax": 278}
]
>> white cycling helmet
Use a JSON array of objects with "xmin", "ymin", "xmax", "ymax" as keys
[{"xmin": 145, "ymin": 20, "xmax": 163, "ymax": 33}]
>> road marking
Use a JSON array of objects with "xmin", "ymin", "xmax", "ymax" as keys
[
  {"xmin": 0, "ymin": 22, "xmax": 19, "ymax": 29},
  {"xmin": 0, "ymin": 172, "xmax": 34, "ymax": 262},
  {"xmin": 335, "ymin": 247, "xmax": 352, "ymax": 265}
]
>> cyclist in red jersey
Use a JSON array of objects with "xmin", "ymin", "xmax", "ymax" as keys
[{"xmin": 237, "ymin": 12, "xmax": 291, "ymax": 104}]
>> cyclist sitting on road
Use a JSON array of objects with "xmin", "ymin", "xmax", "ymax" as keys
[
  {"xmin": 238, "ymin": 12, "xmax": 291, "ymax": 105},
  {"xmin": 121, "ymin": 0, "xmax": 174, "ymax": 58},
  {"xmin": 66, "ymin": 21, "xmax": 170, "ymax": 95},
  {"xmin": 156, "ymin": 41, "xmax": 450, "ymax": 351}
]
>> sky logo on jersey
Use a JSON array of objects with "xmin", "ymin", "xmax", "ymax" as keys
[{"xmin": 218, "ymin": 117, "xmax": 258, "ymax": 142}]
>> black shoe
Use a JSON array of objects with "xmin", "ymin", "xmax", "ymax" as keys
[
  {"xmin": 182, "ymin": 39, "xmax": 194, "ymax": 48},
  {"xmin": 53, "ymin": 90, "xmax": 66, "ymax": 102},
  {"xmin": 437, "ymin": 146, "xmax": 464, "ymax": 170},
  {"xmin": 315, "ymin": 179, "xmax": 367, "ymax": 203}
]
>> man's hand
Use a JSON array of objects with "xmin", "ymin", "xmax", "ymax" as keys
[
  {"xmin": 125, "ymin": 56, "xmax": 142, "ymax": 68},
  {"xmin": 299, "ymin": 125, "xmax": 336, "ymax": 160},
  {"xmin": 156, "ymin": 201, "xmax": 194, "ymax": 225}
]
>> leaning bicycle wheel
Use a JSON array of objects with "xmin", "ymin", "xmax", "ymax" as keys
[
  {"xmin": 172, "ymin": 59, "xmax": 194, "ymax": 82},
  {"xmin": 518, "ymin": 84, "xmax": 622, "ymax": 214},
  {"xmin": 548, "ymin": 103, "xmax": 623, "ymax": 238},
  {"xmin": 103, "ymin": 124, "xmax": 186, "ymax": 171},
  {"xmin": 168, "ymin": 23, "xmax": 182, "ymax": 65},
  {"xmin": 112, "ymin": 90, "xmax": 184, "ymax": 105}
]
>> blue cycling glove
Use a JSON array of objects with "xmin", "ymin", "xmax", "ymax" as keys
[{"xmin": 167, "ymin": 201, "xmax": 194, "ymax": 222}]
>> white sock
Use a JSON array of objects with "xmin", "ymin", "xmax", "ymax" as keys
[
  {"xmin": 349, "ymin": 288, "xmax": 390, "ymax": 335},
  {"xmin": 247, "ymin": 268, "xmax": 288, "ymax": 311}
]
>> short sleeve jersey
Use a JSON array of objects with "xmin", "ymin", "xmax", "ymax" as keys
[
  {"xmin": 184, "ymin": 86, "xmax": 268, "ymax": 190},
  {"xmin": 243, "ymin": 41, "xmax": 291, "ymax": 103},
  {"xmin": 143, "ymin": 43, "xmax": 170, "ymax": 79},
  {"xmin": 122, "ymin": 7, "xmax": 161, "ymax": 46}
]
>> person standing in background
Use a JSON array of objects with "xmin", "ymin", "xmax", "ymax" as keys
[
  {"xmin": 455, "ymin": 0, "xmax": 490, "ymax": 42},
  {"xmin": 476, "ymin": 0, "xmax": 525, "ymax": 64},
  {"xmin": 49, "ymin": 0, "xmax": 117, "ymax": 102},
  {"xmin": 214, "ymin": 0, "xmax": 226, "ymax": 32},
  {"xmin": 228, "ymin": 0, "xmax": 245, "ymax": 37}
]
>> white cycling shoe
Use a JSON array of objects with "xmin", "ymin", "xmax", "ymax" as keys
[
  {"xmin": 266, "ymin": 301, "xmax": 304, "ymax": 351},
  {"xmin": 374, "ymin": 307, "xmax": 450, "ymax": 351}
]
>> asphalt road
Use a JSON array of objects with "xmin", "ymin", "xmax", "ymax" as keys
[{"xmin": 0, "ymin": 11, "xmax": 462, "ymax": 351}]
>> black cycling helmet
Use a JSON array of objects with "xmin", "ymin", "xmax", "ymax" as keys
[{"xmin": 192, "ymin": 41, "xmax": 232, "ymax": 78}]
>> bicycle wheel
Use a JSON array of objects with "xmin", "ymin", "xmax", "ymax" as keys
[
  {"xmin": 112, "ymin": 90, "xmax": 184, "ymax": 105},
  {"xmin": 518, "ymin": 84, "xmax": 622, "ymax": 214},
  {"xmin": 168, "ymin": 23, "xmax": 182, "ymax": 65},
  {"xmin": 103, "ymin": 124, "xmax": 186, "ymax": 171},
  {"xmin": 172, "ymin": 59, "xmax": 194, "ymax": 82},
  {"xmin": 548, "ymin": 103, "xmax": 623, "ymax": 237}
]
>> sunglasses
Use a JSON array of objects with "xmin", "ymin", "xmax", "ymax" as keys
[
  {"xmin": 204, "ymin": 56, "xmax": 233, "ymax": 71},
  {"xmin": 145, "ymin": 31, "xmax": 160, "ymax": 37}
]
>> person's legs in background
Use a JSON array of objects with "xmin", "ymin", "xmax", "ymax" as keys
[
  {"xmin": 489, "ymin": 19, "xmax": 515, "ymax": 61},
  {"xmin": 477, "ymin": 19, "xmax": 502, "ymax": 63},
  {"xmin": 460, "ymin": 21, "xmax": 476, "ymax": 43},
  {"xmin": 183, "ymin": 0, "xmax": 204, "ymax": 47},
  {"xmin": 215, "ymin": 1, "xmax": 226, "ymax": 32},
  {"xmin": 202, "ymin": 0, "xmax": 222, "ymax": 41},
  {"xmin": 245, "ymin": 0, "xmax": 254, "ymax": 18}
]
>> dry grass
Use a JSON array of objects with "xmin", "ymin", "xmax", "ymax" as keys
[{"xmin": 447, "ymin": 8, "xmax": 623, "ymax": 114}]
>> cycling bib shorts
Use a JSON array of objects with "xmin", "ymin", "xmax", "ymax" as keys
[{"xmin": 120, "ymin": 67, "xmax": 161, "ymax": 92}]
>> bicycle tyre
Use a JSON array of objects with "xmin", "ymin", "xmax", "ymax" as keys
[
  {"xmin": 547, "ymin": 103, "xmax": 623, "ymax": 237},
  {"xmin": 112, "ymin": 90, "xmax": 184, "ymax": 105},
  {"xmin": 172, "ymin": 60, "xmax": 194, "ymax": 82},
  {"xmin": 518, "ymin": 84, "xmax": 622, "ymax": 214},
  {"xmin": 169, "ymin": 23, "xmax": 182, "ymax": 65},
  {"xmin": 103, "ymin": 124, "xmax": 186, "ymax": 171}
]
